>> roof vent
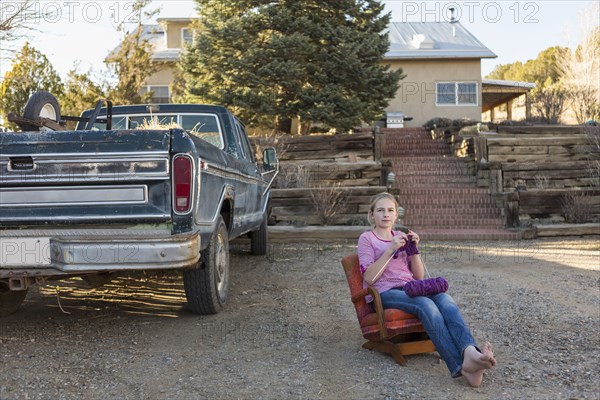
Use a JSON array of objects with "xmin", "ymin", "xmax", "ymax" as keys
[
  {"xmin": 448, "ymin": 7, "xmax": 458, "ymax": 23},
  {"xmin": 411, "ymin": 34, "xmax": 434, "ymax": 49},
  {"xmin": 448, "ymin": 7, "xmax": 458, "ymax": 37}
]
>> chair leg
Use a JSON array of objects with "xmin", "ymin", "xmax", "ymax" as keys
[{"xmin": 363, "ymin": 340, "xmax": 407, "ymax": 366}]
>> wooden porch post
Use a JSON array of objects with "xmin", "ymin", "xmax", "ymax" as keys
[{"xmin": 525, "ymin": 93, "xmax": 531, "ymax": 120}]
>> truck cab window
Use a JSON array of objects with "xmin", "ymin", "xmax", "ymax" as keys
[{"xmin": 181, "ymin": 114, "xmax": 224, "ymax": 149}]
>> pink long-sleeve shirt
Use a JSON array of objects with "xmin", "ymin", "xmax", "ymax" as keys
[{"xmin": 357, "ymin": 230, "xmax": 415, "ymax": 302}]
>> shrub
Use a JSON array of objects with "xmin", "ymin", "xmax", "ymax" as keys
[
  {"xmin": 309, "ymin": 184, "xmax": 348, "ymax": 225},
  {"xmin": 422, "ymin": 117, "xmax": 452, "ymax": 130},
  {"xmin": 561, "ymin": 191, "xmax": 595, "ymax": 223}
]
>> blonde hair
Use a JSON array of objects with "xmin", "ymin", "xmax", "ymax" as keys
[{"xmin": 367, "ymin": 192, "xmax": 399, "ymax": 226}]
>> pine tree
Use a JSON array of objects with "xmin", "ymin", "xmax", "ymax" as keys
[{"xmin": 179, "ymin": 0, "xmax": 403, "ymax": 133}]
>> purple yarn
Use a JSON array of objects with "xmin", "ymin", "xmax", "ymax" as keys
[
  {"xmin": 403, "ymin": 277, "xmax": 449, "ymax": 297},
  {"xmin": 404, "ymin": 240, "xmax": 420, "ymax": 257},
  {"xmin": 392, "ymin": 238, "xmax": 419, "ymax": 259}
]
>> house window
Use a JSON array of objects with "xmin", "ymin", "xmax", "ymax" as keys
[
  {"xmin": 436, "ymin": 82, "xmax": 478, "ymax": 106},
  {"xmin": 182, "ymin": 28, "xmax": 193, "ymax": 46},
  {"xmin": 141, "ymin": 86, "xmax": 170, "ymax": 104}
]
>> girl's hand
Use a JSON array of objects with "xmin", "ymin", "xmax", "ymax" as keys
[
  {"xmin": 389, "ymin": 232, "xmax": 409, "ymax": 254},
  {"xmin": 408, "ymin": 230, "xmax": 420, "ymax": 246}
]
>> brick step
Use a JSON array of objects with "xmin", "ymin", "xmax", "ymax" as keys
[
  {"xmin": 384, "ymin": 143, "xmax": 449, "ymax": 149},
  {"xmin": 394, "ymin": 170, "xmax": 474, "ymax": 177},
  {"xmin": 402, "ymin": 215, "xmax": 503, "ymax": 228},
  {"xmin": 398, "ymin": 194, "xmax": 495, "ymax": 203},
  {"xmin": 407, "ymin": 228, "xmax": 521, "ymax": 241},
  {"xmin": 385, "ymin": 149, "xmax": 452, "ymax": 157},
  {"xmin": 402, "ymin": 207, "xmax": 501, "ymax": 216},
  {"xmin": 394, "ymin": 161, "xmax": 471, "ymax": 168},
  {"xmin": 383, "ymin": 127, "xmax": 508, "ymax": 233},
  {"xmin": 384, "ymin": 141, "xmax": 449, "ymax": 148},
  {"xmin": 396, "ymin": 177, "xmax": 477, "ymax": 183},
  {"xmin": 402, "ymin": 217, "xmax": 504, "ymax": 227},
  {"xmin": 388, "ymin": 155, "xmax": 462, "ymax": 160},
  {"xmin": 394, "ymin": 169, "xmax": 474, "ymax": 177},
  {"xmin": 404, "ymin": 219, "xmax": 504, "ymax": 227},
  {"xmin": 400, "ymin": 200, "xmax": 497, "ymax": 208},
  {"xmin": 396, "ymin": 178, "xmax": 478, "ymax": 186},
  {"xmin": 389, "ymin": 155, "xmax": 457, "ymax": 160},
  {"xmin": 395, "ymin": 171, "xmax": 474, "ymax": 179},
  {"xmin": 396, "ymin": 188, "xmax": 491, "ymax": 196}
]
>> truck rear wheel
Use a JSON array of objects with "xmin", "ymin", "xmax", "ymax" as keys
[
  {"xmin": 22, "ymin": 91, "xmax": 61, "ymax": 131},
  {"xmin": 183, "ymin": 215, "xmax": 229, "ymax": 314},
  {"xmin": 0, "ymin": 284, "xmax": 28, "ymax": 317},
  {"xmin": 250, "ymin": 213, "xmax": 268, "ymax": 255}
]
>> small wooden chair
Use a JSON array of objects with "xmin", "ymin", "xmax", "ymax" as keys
[{"xmin": 341, "ymin": 254, "xmax": 436, "ymax": 365}]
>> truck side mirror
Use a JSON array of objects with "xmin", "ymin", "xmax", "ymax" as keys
[{"xmin": 263, "ymin": 147, "xmax": 278, "ymax": 171}]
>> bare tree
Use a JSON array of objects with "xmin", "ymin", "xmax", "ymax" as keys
[
  {"xmin": 0, "ymin": 0, "xmax": 57, "ymax": 51},
  {"xmin": 532, "ymin": 82, "xmax": 568, "ymax": 124},
  {"xmin": 559, "ymin": 3, "xmax": 600, "ymax": 123}
]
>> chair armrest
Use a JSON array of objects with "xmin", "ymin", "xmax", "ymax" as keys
[
  {"xmin": 368, "ymin": 287, "xmax": 388, "ymax": 339},
  {"xmin": 351, "ymin": 286, "xmax": 388, "ymax": 339},
  {"xmin": 350, "ymin": 288, "xmax": 369, "ymax": 304}
]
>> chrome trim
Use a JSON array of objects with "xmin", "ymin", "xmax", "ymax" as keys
[
  {"xmin": 1, "ymin": 153, "xmax": 170, "ymax": 184},
  {"xmin": 0, "ymin": 227, "xmax": 172, "ymax": 238},
  {"xmin": 0, "ymin": 185, "xmax": 148, "ymax": 207},
  {"xmin": 204, "ymin": 163, "xmax": 268, "ymax": 186},
  {"xmin": 0, "ymin": 214, "xmax": 170, "ymax": 222},
  {"xmin": 0, "ymin": 151, "xmax": 168, "ymax": 159},
  {"xmin": 0, "ymin": 234, "xmax": 201, "ymax": 272}
]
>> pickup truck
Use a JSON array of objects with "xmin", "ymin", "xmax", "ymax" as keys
[{"xmin": 0, "ymin": 92, "xmax": 277, "ymax": 316}]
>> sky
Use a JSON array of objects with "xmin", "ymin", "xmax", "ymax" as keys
[{"xmin": 0, "ymin": 0, "xmax": 597, "ymax": 82}]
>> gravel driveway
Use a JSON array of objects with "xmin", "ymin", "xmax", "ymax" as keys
[{"xmin": 1, "ymin": 237, "xmax": 599, "ymax": 399}]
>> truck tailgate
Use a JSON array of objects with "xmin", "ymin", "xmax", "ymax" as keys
[{"xmin": 0, "ymin": 130, "xmax": 172, "ymax": 225}]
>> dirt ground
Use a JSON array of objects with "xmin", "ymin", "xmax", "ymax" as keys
[{"xmin": 1, "ymin": 236, "xmax": 599, "ymax": 400}]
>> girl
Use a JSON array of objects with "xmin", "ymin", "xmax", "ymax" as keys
[{"xmin": 358, "ymin": 192, "xmax": 496, "ymax": 387}]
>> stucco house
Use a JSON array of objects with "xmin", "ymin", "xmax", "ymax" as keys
[
  {"xmin": 122, "ymin": 18, "xmax": 196, "ymax": 104},
  {"xmin": 385, "ymin": 20, "xmax": 496, "ymax": 127},
  {"xmin": 120, "ymin": 17, "xmax": 534, "ymax": 128}
]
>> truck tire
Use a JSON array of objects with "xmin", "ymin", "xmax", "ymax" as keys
[
  {"xmin": 22, "ymin": 91, "xmax": 61, "ymax": 131},
  {"xmin": 0, "ymin": 285, "xmax": 28, "ymax": 317},
  {"xmin": 183, "ymin": 215, "xmax": 229, "ymax": 314},
  {"xmin": 250, "ymin": 213, "xmax": 268, "ymax": 255}
]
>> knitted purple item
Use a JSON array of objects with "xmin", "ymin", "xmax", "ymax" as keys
[
  {"xmin": 392, "ymin": 237, "xmax": 419, "ymax": 259},
  {"xmin": 404, "ymin": 277, "xmax": 449, "ymax": 298},
  {"xmin": 404, "ymin": 240, "xmax": 419, "ymax": 257}
]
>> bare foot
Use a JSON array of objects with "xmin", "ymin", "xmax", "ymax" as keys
[
  {"xmin": 461, "ymin": 345, "xmax": 496, "ymax": 387},
  {"xmin": 462, "ymin": 345, "xmax": 493, "ymax": 373},
  {"xmin": 462, "ymin": 368, "xmax": 484, "ymax": 388},
  {"xmin": 481, "ymin": 342, "xmax": 497, "ymax": 367}
]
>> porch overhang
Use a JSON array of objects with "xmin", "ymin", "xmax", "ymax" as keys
[{"xmin": 482, "ymin": 79, "xmax": 536, "ymax": 113}]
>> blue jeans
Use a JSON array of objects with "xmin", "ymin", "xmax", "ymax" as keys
[{"xmin": 380, "ymin": 289, "xmax": 476, "ymax": 377}]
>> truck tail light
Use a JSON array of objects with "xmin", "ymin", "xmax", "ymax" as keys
[{"xmin": 173, "ymin": 155, "xmax": 193, "ymax": 214}]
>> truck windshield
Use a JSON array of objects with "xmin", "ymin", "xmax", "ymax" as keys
[{"xmin": 91, "ymin": 113, "xmax": 225, "ymax": 149}]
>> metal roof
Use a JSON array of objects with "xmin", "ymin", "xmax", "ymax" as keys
[
  {"xmin": 385, "ymin": 21, "xmax": 497, "ymax": 60},
  {"xmin": 482, "ymin": 79, "xmax": 536, "ymax": 89},
  {"xmin": 109, "ymin": 20, "xmax": 497, "ymax": 63}
]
